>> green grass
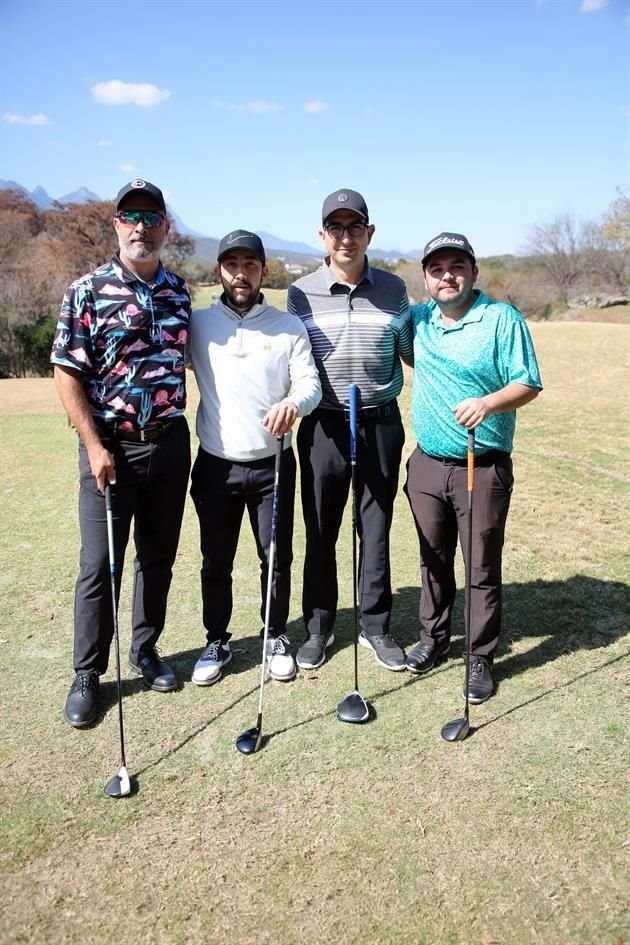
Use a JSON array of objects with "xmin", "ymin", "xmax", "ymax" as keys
[{"xmin": 1, "ymin": 323, "xmax": 629, "ymax": 945}]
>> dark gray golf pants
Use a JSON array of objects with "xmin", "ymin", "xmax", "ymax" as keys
[{"xmin": 404, "ymin": 446, "xmax": 513, "ymax": 661}]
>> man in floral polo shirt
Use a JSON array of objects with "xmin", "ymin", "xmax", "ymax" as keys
[{"xmin": 51, "ymin": 179, "xmax": 191, "ymax": 728}]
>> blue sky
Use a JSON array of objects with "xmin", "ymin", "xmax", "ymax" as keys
[{"xmin": 1, "ymin": 0, "xmax": 628, "ymax": 256}]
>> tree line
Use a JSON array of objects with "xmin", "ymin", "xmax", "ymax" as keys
[{"xmin": 0, "ymin": 188, "xmax": 627, "ymax": 377}]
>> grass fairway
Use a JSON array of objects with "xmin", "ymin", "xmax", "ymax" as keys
[{"xmin": 1, "ymin": 323, "xmax": 628, "ymax": 945}]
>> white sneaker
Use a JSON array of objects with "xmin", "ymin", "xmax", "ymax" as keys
[
  {"xmin": 191, "ymin": 640, "xmax": 232, "ymax": 686},
  {"xmin": 266, "ymin": 634, "xmax": 296, "ymax": 681}
]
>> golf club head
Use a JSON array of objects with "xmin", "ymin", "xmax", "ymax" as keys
[
  {"xmin": 336, "ymin": 690, "xmax": 370, "ymax": 724},
  {"xmin": 440, "ymin": 716, "xmax": 470, "ymax": 743},
  {"xmin": 236, "ymin": 726, "xmax": 262, "ymax": 755},
  {"xmin": 104, "ymin": 765, "xmax": 134, "ymax": 798}
]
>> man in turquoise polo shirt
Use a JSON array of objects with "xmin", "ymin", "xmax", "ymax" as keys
[{"xmin": 404, "ymin": 232, "xmax": 542, "ymax": 703}]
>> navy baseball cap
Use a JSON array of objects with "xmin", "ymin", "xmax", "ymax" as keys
[
  {"xmin": 322, "ymin": 189, "xmax": 369, "ymax": 224},
  {"xmin": 421, "ymin": 232, "xmax": 476, "ymax": 267},
  {"xmin": 217, "ymin": 230, "xmax": 266, "ymax": 265},
  {"xmin": 116, "ymin": 179, "xmax": 167, "ymax": 214}
]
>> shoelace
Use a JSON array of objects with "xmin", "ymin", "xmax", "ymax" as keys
[
  {"xmin": 201, "ymin": 641, "xmax": 223, "ymax": 661},
  {"xmin": 470, "ymin": 658, "xmax": 484, "ymax": 677},
  {"xmin": 79, "ymin": 674, "xmax": 98, "ymax": 695},
  {"xmin": 270, "ymin": 634, "xmax": 290, "ymax": 655}
]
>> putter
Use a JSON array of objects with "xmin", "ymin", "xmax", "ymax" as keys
[
  {"xmin": 103, "ymin": 483, "xmax": 134, "ymax": 797},
  {"xmin": 236, "ymin": 435, "xmax": 284, "ymax": 755},
  {"xmin": 441, "ymin": 428, "xmax": 475, "ymax": 743},
  {"xmin": 336, "ymin": 383, "xmax": 370, "ymax": 724}
]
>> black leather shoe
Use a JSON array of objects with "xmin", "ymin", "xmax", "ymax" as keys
[
  {"xmin": 464, "ymin": 656, "xmax": 494, "ymax": 704},
  {"xmin": 129, "ymin": 647, "xmax": 177, "ymax": 692},
  {"xmin": 64, "ymin": 671, "xmax": 99, "ymax": 727},
  {"xmin": 406, "ymin": 638, "xmax": 450, "ymax": 675}
]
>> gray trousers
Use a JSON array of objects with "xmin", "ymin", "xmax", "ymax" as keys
[{"xmin": 403, "ymin": 446, "xmax": 513, "ymax": 662}]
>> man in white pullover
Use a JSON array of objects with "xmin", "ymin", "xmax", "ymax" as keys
[{"xmin": 188, "ymin": 230, "xmax": 321, "ymax": 684}]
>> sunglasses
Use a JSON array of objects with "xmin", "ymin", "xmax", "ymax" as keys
[{"xmin": 116, "ymin": 209, "xmax": 166, "ymax": 228}]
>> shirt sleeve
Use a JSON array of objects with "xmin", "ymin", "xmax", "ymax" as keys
[
  {"xmin": 50, "ymin": 279, "xmax": 96, "ymax": 373},
  {"xmin": 396, "ymin": 286, "xmax": 414, "ymax": 358},
  {"xmin": 500, "ymin": 310, "xmax": 543, "ymax": 390},
  {"xmin": 287, "ymin": 321, "xmax": 322, "ymax": 416}
]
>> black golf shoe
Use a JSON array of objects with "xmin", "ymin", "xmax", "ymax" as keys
[
  {"xmin": 406, "ymin": 638, "xmax": 451, "ymax": 675},
  {"xmin": 129, "ymin": 647, "xmax": 177, "ymax": 692},
  {"xmin": 296, "ymin": 632, "xmax": 335, "ymax": 670},
  {"xmin": 464, "ymin": 656, "xmax": 494, "ymax": 704},
  {"xmin": 358, "ymin": 632, "xmax": 406, "ymax": 671},
  {"xmin": 64, "ymin": 671, "xmax": 99, "ymax": 728}
]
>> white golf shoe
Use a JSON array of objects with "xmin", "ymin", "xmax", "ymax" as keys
[
  {"xmin": 192, "ymin": 639, "xmax": 232, "ymax": 686},
  {"xmin": 266, "ymin": 634, "xmax": 296, "ymax": 681}
]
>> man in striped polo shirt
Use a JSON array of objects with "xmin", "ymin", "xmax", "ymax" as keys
[{"xmin": 287, "ymin": 188, "xmax": 413, "ymax": 672}]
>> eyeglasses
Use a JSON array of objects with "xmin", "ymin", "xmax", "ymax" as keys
[
  {"xmin": 324, "ymin": 222, "xmax": 368, "ymax": 240},
  {"xmin": 116, "ymin": 209, "xmax": 166, "ymax": 228}
]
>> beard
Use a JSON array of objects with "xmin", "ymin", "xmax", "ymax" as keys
[
  {"xmin": 119, "ymin": 235, "xmax": 163, "ymax": 263},
  {"xmin": 222, "ymin": 279, "xmax": 262, "ymax": 313}
]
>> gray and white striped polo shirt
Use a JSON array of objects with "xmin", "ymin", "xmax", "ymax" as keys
[{"xmin": 287, "ymin": 259, "xmax": 412, "ymax": 409}]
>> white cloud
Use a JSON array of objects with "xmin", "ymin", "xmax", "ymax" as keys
[
  {"xmin": 210, "ymin": 99, "xmax": 282, "ymax": 113},
  {"xmin": 91, "ymin": 80, "xmax": 171, "ymax": 108},
  {"xmin": 308, "ymin": 178, "xmax": 320, "ymax": 187},
  {"xmin": 304, "ymin": 100, "xmax": 330, "ymax": 113},
  {"xmin": 579, "ymin": 0, "xmax": 608, "ymax": 11},
  {"xmin": 3, "ymin": 112, "xmax": 50, "ymax": 126},
  {"xmin": 119, "ymin": 163, "xmax": 136, "ymax": 173},
  {"xmin": 97, "ymin": 139, "xmax": 112, "ymax": 147}
]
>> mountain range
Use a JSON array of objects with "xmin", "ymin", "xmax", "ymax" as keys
[{"xmin": 0, "ymin": 179, "xmax": 422, "ymax": 263}]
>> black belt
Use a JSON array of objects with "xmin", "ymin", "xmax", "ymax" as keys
[
  {"xmin": 97, "ymin": 420, "xmax": 175, "ymax": 443},
  {"xmin": 419, "ymin": 447, "xmax": 510, "ymax": 466},
  {"xmin": 318, "ymin": 400, "xmax": 398, "ymax": 421}
]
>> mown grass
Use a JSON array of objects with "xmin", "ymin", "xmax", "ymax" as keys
[{"xmin": 0, "ymin": 323, "xmax": 628, "ymax": 945}]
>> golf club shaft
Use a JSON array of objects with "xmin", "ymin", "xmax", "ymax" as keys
[
  {"xmin": 105, "ymin": 484, "xmax": 126, "ymax": 769},
  {"xmin": 349, "ymin": 384, "xmax": 359, "ymax": 693},
  {"xmin": 462, "ymin": 429, "xmax": 475, "ymax": 719},
  {"xmin": 256, "ymin": 435, "xmax": 284, "ymax": 718}
]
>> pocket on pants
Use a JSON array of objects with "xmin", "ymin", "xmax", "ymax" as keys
[{"xmin": 493, "ymin": 457, "xmax": 514, "ymax": 494}]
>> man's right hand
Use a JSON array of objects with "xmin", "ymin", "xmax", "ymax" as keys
[{"xmin": 87, "ymin": 443, "xmax": 116, "ymax": 493}]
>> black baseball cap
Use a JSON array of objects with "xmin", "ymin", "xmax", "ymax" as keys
[
  {"xmin": 116, "ymin": 179, "xmax": 166, "ymax": 214},
  {"xmin": 322, "ymin": 188, "xmax": 369, "ymax": 224},
  {"xmin": 217, "ymin": 230, "xmax": 266, "ymax": 265},
  {"xmin": 421, "ymin": 232, "xmax": 476, "ymax": 267}
]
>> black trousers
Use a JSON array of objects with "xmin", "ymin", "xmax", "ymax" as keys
[
  {"xmin": 190, "ymin": 447, "xmax": 296, "ymax": 643},
  {"xmin": 74, "ymin": 418, "xmax": 191, "ymax": 674},
  {"xmin": 403, "ymin": 447, "xmax": 513, "ymax": 661},
  {"xmin": 297, "ymin": 406, "xmax": 405, "ymax": 638}
]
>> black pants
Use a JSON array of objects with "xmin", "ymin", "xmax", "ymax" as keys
[
  {"xmin": 190, "ymin": 447, "xmax": 296, "ymax": 643},
  {"xmin": 403, "ymin": 447, "xmax": 513, "ymax": 661},
  {"xmin": 74, "ymin": 418, "xmax": 191, "ymax": 674},
  {"xmin": 297, "ymin": 406, "xmax": 405, "ymax": 638}
]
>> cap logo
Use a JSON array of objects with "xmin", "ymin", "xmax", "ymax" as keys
[
  {"xmin": 337, "ymin": 193, "xmax": 349, "ymax": 203},
  {"xmin": 227, "ymin": 232, "xmax": 245, "ymax": 243},
  {"xmin": 429, "ymin": 235, "xmax": 465, "ymax": 253},
  {"xmin": 131, "ymin": 179, "xmax": 147, "ymax": 189}
]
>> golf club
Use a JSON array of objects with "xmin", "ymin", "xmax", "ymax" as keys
[
  {"xmin": 236, "ymin": 434, "xmax": 284, "ymax": 755},
  {"xmin": 336, "ymin": 383, "xmax": 370, "ymax": 724},
  {"xmin": 441, "ymin": 428, "xmax": 475, "ymax": 743},
  {"xmin": 103, "ymin": 483, "xmax": 134, "ymax": 797}
]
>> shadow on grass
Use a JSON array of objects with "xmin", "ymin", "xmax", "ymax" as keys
[{"xmin": 391, "ymin": 573, "xmax": 629, "ymax": 684}]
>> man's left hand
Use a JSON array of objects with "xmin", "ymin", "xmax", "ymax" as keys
[{"xmin": 263, "ymin": 400, "xmax": 298, "ymax": 437}]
